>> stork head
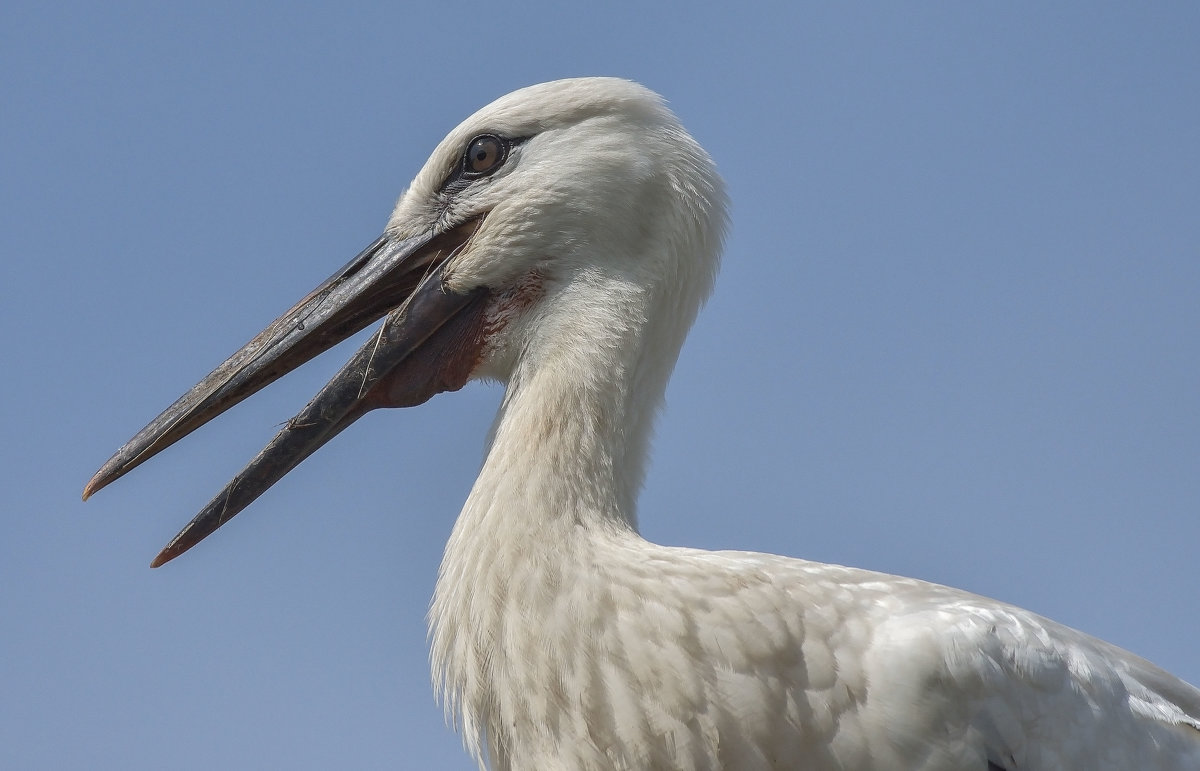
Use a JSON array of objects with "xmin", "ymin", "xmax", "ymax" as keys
[
  {"xmin": 83, "ymin": 77, "xmax": 726, "ymax": 565},
  {"xmin": 391, "ymin": 78, "xmax": 727, "ymax": 380}
]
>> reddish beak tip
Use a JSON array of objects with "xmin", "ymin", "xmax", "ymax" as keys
[{"xmin": 82, "ymin": 474, "xmax": 104, "ymax": 502}]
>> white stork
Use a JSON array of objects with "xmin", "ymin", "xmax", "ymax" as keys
[{"xmin": 85, "ymin": 78, "xmax": 1200, "ymax": 770}]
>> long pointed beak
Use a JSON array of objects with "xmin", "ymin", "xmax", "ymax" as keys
[{"xmin": 84, "ymin": 219, "xmax": 490, "ymax": 566}]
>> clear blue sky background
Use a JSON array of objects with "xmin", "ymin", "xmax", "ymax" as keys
[{"xmin": 3, "ymin": 2, "xmax": 1197, "ymax": 768}]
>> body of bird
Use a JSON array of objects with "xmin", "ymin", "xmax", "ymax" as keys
[{"xmin": 86, "ymin": 78, "xmax": 1200, "ymax": 770}]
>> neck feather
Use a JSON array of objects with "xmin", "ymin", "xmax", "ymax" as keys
[{"xmin": 428, "ymin": 271, "xmax": 689, "ymax": 757}]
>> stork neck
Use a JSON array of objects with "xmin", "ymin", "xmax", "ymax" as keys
[
  {"xmin": 430, "ymin": 275, "xmax": 680, "ymax": 754},
  {"xmin": 474, "ymin": 275, "xmax": 673, "ymax": 534}
]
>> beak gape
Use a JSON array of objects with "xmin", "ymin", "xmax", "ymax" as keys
[{"xmin": 84, "ymin": 219, "xmax": 490, "ymax": 566}]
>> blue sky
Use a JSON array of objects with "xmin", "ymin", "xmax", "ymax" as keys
[{"xmin": 3, "ymin": 2, "xmax": 1198, "ymax": 768}]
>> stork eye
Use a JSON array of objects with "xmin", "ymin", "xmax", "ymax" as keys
[{"xmin": 463, "ymin": 134, "xmax": 507, "ymax": 177}]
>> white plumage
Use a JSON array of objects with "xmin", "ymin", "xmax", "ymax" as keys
[
  {"xmin": 89, "ymin": 78, "xmax": 1200, "ymax": 770},
  {"xmin": 419, "ymin": 79, "xmax": 1200, "ymax": 770}
]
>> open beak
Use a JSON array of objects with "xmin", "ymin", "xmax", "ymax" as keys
[{"xmin": 84, "ymin": 218, "xmax": 490, "ymax": 567}]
